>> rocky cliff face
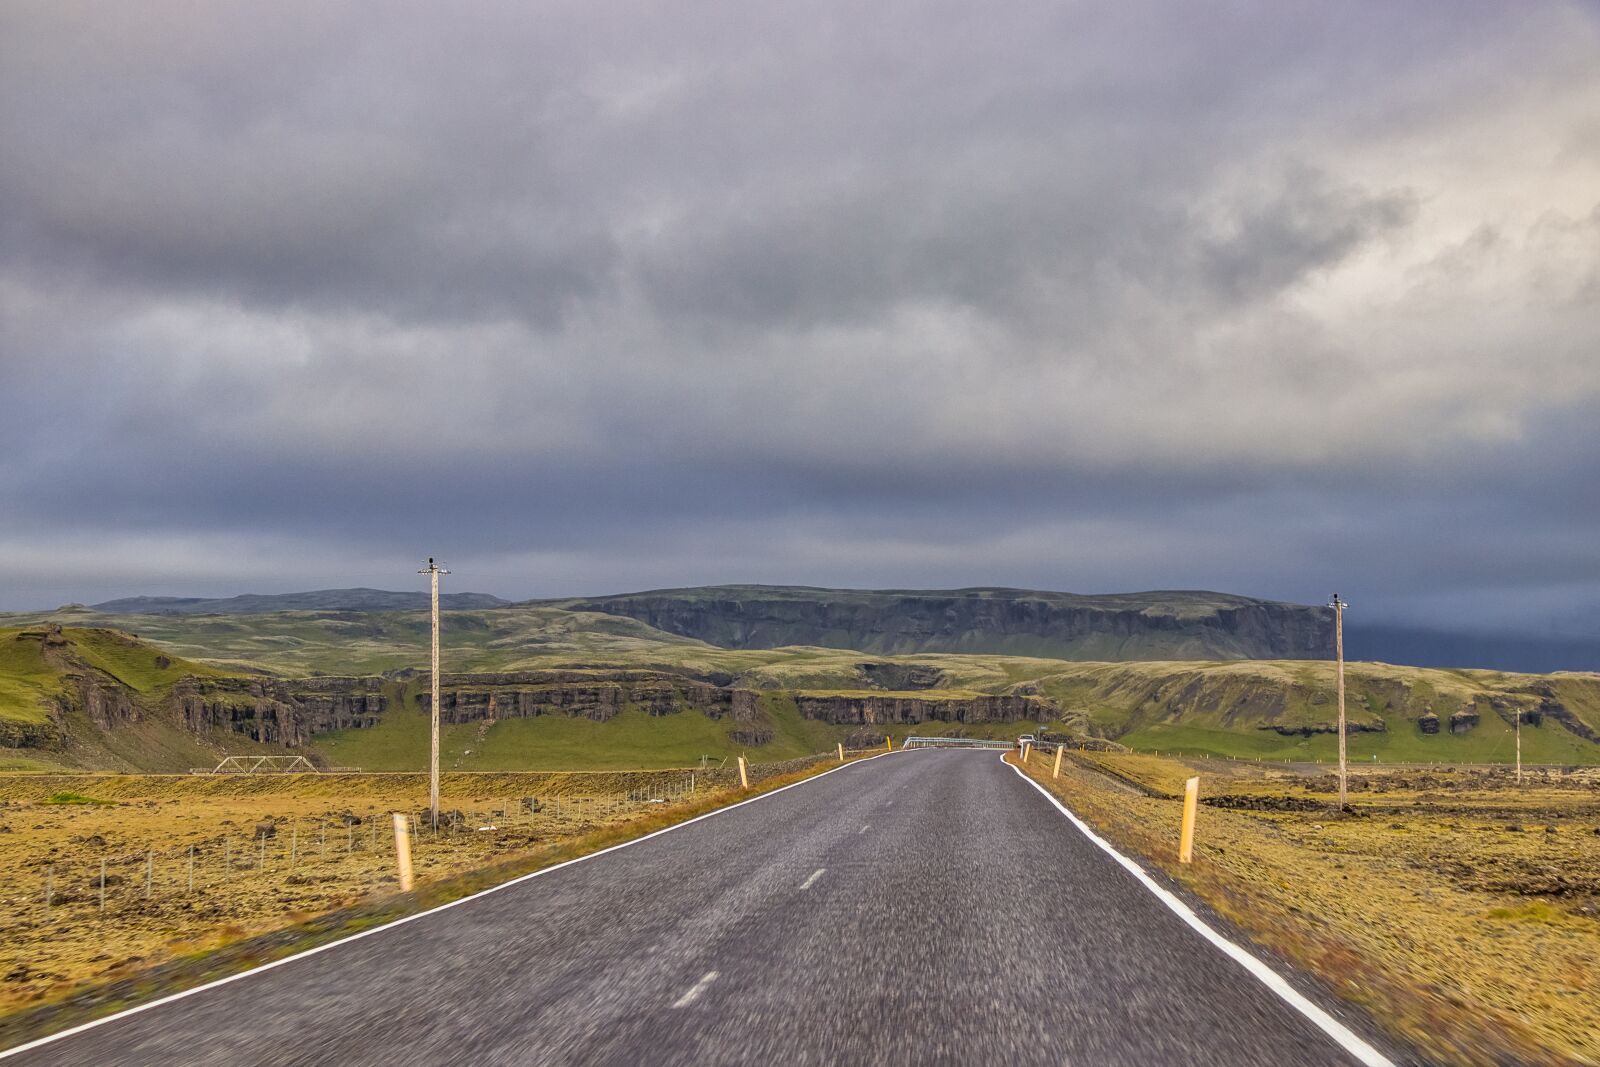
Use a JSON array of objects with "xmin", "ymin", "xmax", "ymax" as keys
[
  {"xmin": 410, "ymin": 671, "xmax": 1055, "ymax": 733},
  {"xmin": 406, "ymin": 671, "xmax": 778, "ymax": 745},
  {"xmin": 416, "ymin": 670, "xmax": 735, "ymax": 723},
  {"xmin": 173, "ymin": 677, "xmax": 385, "ymax": 747},
  {"xmin": 562, "ymin": 587, "xmax": 1334, "ymax": 661},
  {"xmin": 24, "ymin": 625, "xmax": 140, "ymax": 744},
  {"xmin": 794, "ymin": 692, "xmax": 1054, "ymax": 726}
]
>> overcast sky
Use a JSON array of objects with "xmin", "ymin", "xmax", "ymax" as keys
[{"xmin": 2, "ymin": 2, "xmax": 1598, "ymax": 630}]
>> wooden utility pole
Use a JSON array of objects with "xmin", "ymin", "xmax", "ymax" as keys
[
  {"xmin": 420, "ymin": 558, "xmax": 449, "ymax": 827},
  {"xmin": 1330, "ymin": 594, "xmax": 1348, "ymax": 807}
]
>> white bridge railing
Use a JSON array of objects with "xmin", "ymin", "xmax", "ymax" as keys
[
  {"xmin": 189, "ymin": 755, "xmax": 330, "ymax": 774},
  {"xmin": 901, "ymin": 737, "xmax": 1016, "ymax": 750}
]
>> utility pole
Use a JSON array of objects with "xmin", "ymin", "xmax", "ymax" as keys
[
  {"xmin": 1329, "ymin": 594, "xmax": 1348, "ymax": 808},
  {"xmin": 420, "ymin": 558, "xmax": 449, "ymax": 827}
]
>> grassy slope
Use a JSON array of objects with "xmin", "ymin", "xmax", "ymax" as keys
[
  {"xmin": 0, "ymin": 606, "xmax": 709, "ymax": 677},
  {"xmin": 0, "ymin": 627, "xmax": 279, "ymax": 773},
  {"xmin": 0, "ymin": 632, "xmax": 58, "ymax": 725},
  {"xmin": 315, "ymin": 692, "xmax": 884, "ymax": 772}
]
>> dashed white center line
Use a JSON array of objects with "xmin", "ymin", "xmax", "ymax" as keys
[
  {"xmin": 800, "ymin": 867, "xmax": 827, "ymax": 890},
  {"xmin": 671, "ymin": 970, "xmax": 720, "ymax": 1009},
  {"xmin": 858, "ymin": 823, "xmax": 869, "ymax": 834}
]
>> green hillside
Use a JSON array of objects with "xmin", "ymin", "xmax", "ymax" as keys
[
  {"xmin": 0, "ymin": 625, "xmax": 282, "ymax": 772},
  {"xmin": 2, "ymin": 605, "xmax": 709, "ymax": 676},
  {"xmin": 315, "ymin": 693, "xmax": 852, "ymax": 772},
  {"xmin": 3, "ymin": 609, "xmax": 1598, "ymax": 771}
]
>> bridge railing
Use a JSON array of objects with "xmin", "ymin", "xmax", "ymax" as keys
[{"xmin": 901, "ymin": 737, "xmax": 1015, "ymax": 750}]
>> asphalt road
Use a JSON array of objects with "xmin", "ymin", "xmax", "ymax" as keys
[{"xmin": 4, "ymin": 750, "xmax": 1400, "ymax": 1066}]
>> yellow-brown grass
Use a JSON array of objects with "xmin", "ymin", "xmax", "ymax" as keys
[
  {"xmin": 0, "ymin": 753, "xmax": 870, "ymax": 1037},
  {"xmin": 1009, "ymin": 752, "xmax": 1600, "ymax": 1066}
]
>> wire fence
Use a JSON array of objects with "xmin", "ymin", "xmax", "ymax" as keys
[{"xmin": 9, "ymin": 753, "xmax": 852, "ymax": 929}]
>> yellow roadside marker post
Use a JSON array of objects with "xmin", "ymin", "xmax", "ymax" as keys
[
  {"xmin": 738, "ymin": 756, "xmax": 750, "ymax": 790},
  {"xmin": 886, "ymin": 736, "xmax": 893, "ymax": 752},
  {"xmin": 837, "ymin": 742, "xmax": 846, "ymax": 762},
  {"xmin": 1052, "ymin": 745, "xmax": 1064, "ymax": 779},
  {"xmin": 1178, "ymin": 777, "xmax": 1200, "ymax": 864},
  {"xmin": 392, "ymin": 813, "xmax": 415, "ymax": 892}
]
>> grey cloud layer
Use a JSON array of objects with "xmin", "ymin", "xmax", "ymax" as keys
[{"xmin": 2, "ymin": 1, "xmax": 1598, "ymax": 625}]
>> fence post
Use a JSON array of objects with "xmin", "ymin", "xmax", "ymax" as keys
[
  {"xmin": 187, "ymin": 845, "xmax": 195, "ymax": 893},
  {"xmin": 1179, "ymin": 776, "xmax": 1200, "ymax": 864},
  {"xmin": 290, "ymin": 825, "xmax": 298, "ymax": 871},
  {"xmin": 1052, "ymin": 745, "xmax": 1064, "ymax": 779},
  {"xmin": 144, "ymin": 850, "xmax": 153, "ymax": 899},
  {"xmin": 99, "ymin": 858, "xmax": 106, "ymax": 915},
  {"xmin": 837, "ymin": 742, "xmax": 845, "ymax": 762},
  {"xmin": 392, "ymin": 814, "xmax": 415, "ymax": 892},
  {"xmin": 738, "ymin": 756, "xmax": 750, "ymax": 789},
  {"xmin": 44, "ymin": 866, "xmax": 53, "ymax": 911}
]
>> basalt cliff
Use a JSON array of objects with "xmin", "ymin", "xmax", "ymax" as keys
[{"xmin": 552, "ymin": 586, "xmax": 1333, "ymax": 661}]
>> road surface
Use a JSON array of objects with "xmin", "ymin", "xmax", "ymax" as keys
[{"xmin": 2, "ymin": 750, "xmax": 1400, "ymax": 1066}]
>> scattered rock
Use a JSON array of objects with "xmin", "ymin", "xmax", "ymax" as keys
[
  {"xmin": 252, "ymin": 821, "xmax": 276, "ymax": 840},
  {"xmin": 1201, "ymin": 794, "xmax": 1324, "ymax": 812},
  {"xmin": 4, "ymin": 964, "xmax": 64, "ymax": 983},
  {"xmin": 1503, "ymin": 823, "xmax": 1524, "ymax": 833}
]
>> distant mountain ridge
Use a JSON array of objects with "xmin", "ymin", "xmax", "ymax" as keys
[
  {"xmin": 546, "ymin": 584, "xmax": 1335, "ymax": 661},
  {"xmin": 90, "ymin": 588, "xmax": 510, "ymax": 615},
  {"xmin": 70, "ymin": 584, "xmax": 1600, "ymax": 672}
]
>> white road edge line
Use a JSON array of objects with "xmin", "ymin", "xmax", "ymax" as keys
[
  {"xmin": 1002, "ymin": 755, "xmax": 1395, "ymax": 1067},
  {"xmin": 799, "ymin": 867, "xmax": 827, "ymax": 890},
  {"xmin": 0, "ymin": 750, "xmax": 903, "ymax": 1061},
  {"xmin": 671, "ymin": 970, "xmax": 720, "ymax": 1008}
]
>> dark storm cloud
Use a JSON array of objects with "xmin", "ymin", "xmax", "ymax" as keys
[{"xmin": 1, "ymin": 0, "xmax": 1598, "ymax": 631}]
